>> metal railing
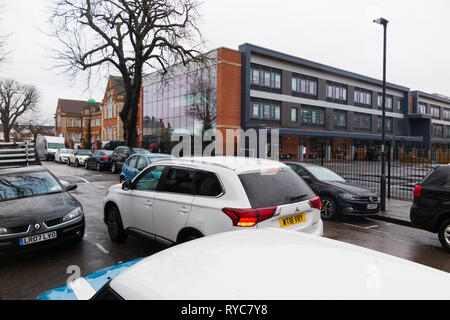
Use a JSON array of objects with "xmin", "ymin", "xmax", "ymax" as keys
[{"xmin": 0, "ymin": 142, "xmax": 40, "ymax": 169}]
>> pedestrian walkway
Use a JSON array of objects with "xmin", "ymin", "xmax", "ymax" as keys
[{"xmin": 374, "ymin": 198, "xmax": 413, "ymax": 226}]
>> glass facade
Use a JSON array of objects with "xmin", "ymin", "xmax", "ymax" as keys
[{"xmin": 142, "ymin": 66, "xmax": 217, "ymax": 153}]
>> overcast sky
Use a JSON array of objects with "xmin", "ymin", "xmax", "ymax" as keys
[{"xmin": 0, "ymin": 0, "xmax": 449, "ymax": 121}]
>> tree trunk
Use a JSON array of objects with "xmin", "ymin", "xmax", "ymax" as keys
[
  {"xmin": 3, "ymin": 124, "xmax": 10, "ymax": 142},
  {"xmin": 120, "ymin": 77, "xmax": 142, "ymax": 148}
]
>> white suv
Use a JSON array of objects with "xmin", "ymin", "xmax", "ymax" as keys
[{"xmin": 103, "ymin": 157, "xmax": 323, "ymax": 245}]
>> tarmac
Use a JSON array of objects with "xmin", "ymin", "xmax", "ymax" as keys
[{"xmin": 374, "ymin": 198, "xmax": 413, "ymax": 227}]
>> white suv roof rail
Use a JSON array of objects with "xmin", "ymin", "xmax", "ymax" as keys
[{"xmin": 0, "ymin": 142, "xmax": 40, "ymax": 169}]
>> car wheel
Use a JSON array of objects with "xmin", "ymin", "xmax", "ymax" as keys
[
  {"xmin": 75, "ymin": 160, "xmax": 80, "ymax": 167},
  {"xmin": 111, "ymin": 162, "xmax": 117, "ymax": 174},
  {"xmin": 321, "ymin": 196, "xmax": 338, "ymax": 221},
  {"xmin": 96, "ymin": 162, "xmax": 101, "ymax": 171},
  {"xmin": 106, "ymin": 205, "xmax": 128, "ymax": 243},
  {"xmin": 438, "ymin": 217, "xmax": 450, "ymax": 253},
  {"xmin": 119, "ymin": 175, "xmax": 125, "ymax": 183},
  {"xmin": 67, "ymin": 159, "xmax": 71, "ymax": 166},
  {"xmin": 84, "ymin": 161, "xmax": 89, "ymax": 170}
]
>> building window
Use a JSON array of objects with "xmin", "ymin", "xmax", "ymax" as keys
[
  {"xmin": 290, "ymin": 108, "xmax": 297, "ymax": 122},
  {"xmin": 251, "ymin": 101, "xmax": 281, "ymax": 121},
  {"xmin": 397, "ymin": 99, "xmax": 403, "ymax": 112},
  {"xmin": 443, "ymin": 109, "xmax": 450, "ymax": 121},
  {"xmin": 433, "ymin": 125, "xmax": 443, "ymax": 137},
  {"xmin": 447, "ymin": 127, "xmax": 450, "ymax": 137},
  {"xmin": 292, "ymin": 75, "xmax": 318, "ymax": 98},
  {"xmin": 326, "ymin": 83, "xmax": 347, "ymax": 103},
  {"xmin": 67, "ymin": 119, "xmax": 73, "ymax": 127},
  {"xmin": 333, "ymin": 111, "xmax": 347, "ymax": 128},
  {"xmin": 376, "ymin": 117, "xmax": 393, "ymax": 132},
  {"xmin": 431, "ymin": 106, "xmax": 440, "ymax": 119},
  {"xmin": 75, "ymin": 119, "xmax": 81, "ymax": 128},
  {"xmin": 377, "ymin": 94, "xmax": 393, "ymax": 109},
  {"xmin": 300, "ymin": 106, "xmax": 325, "ymax": 127},
  {"xmin": 397, "ymin": 120, "xmax": 403, "ymax": 134},
  {"xmin": 250, "ymin": 64, "xmax": 281, "ymax": 90},
  {"xmin": 354, "ymin": 113, "xmax": 371, "ymax": 131},
  {"xmin": 418, "ymin": 102, "xmax": 427, "ymax": 114},
  {"xmin": 96, "ymin": 118, "xmax": 100, "ymax": 126},
  {"xmin": 354, "ymin": 89, "xmax": 372, "ymax": 107}
]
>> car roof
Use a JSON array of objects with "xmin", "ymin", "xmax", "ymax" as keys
[
  {"xmin": 110, "ymin": 229, "xmax": 450, "ymax": 299},
  {"xmin": 0, "ymin": 165, "xmax": 49, "ymax": 176},
  {"xmin": 149, "ymin": 156, "xmax": 288, "ymax": 174}
]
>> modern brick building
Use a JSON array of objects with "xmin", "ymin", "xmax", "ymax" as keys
[{"xmin": 141, "ymin": 43, "xmax": 448, "ymax": 157}]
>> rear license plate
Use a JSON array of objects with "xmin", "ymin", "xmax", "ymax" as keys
[
  {"xmin": 367, "ymin": 204, "xmax": 378, "ymax": 210},
  {"xmin": 279, "ymin": 213, "xmax": 306, "ymax": 228},
  {"xmin": 19, "ymin": 231, "xmax": 57, "ymax": 246}
]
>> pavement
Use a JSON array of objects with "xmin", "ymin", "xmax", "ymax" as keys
[{"xmin": 375, "ymin": 198, "xmax": 413, "ymax": 226}]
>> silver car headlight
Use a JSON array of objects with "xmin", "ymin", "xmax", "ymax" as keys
[
  {"xmin": 0, "ymin": 227, "xmax": 9, "ymax": 235},
  {"xmin": 62, "ymin": 207, "xmax": 83, "ymax": 222},
  {"xmin": 341, "ymin": 193, "xmax": 360, "ymax": 201}
]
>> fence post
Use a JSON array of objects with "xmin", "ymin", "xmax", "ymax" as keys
[{"xmin": 387, "ymin": 144, "xmax": 392, "ymax": 199}]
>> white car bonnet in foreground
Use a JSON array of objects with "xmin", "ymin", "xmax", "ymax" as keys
[{"xmin": 110, "ymin": 229, "xmax": 450, "ymax": 300}]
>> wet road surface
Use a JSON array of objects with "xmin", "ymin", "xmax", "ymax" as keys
[{"xmin": 0, "ymin": 161, "xmax": 448, "ymax": 300}]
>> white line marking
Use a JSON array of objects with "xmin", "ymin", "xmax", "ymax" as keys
[
  {"xmin": 344, "ymin": 223, "xmax": 390, "ymax": 235},
  {"xmin": 96, "ymin": 243, "xmax": 109, "ymax": 254}
]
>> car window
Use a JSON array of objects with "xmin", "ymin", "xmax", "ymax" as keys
[
  {"xmin": 288, "ymin": 164, "xmax": 309, "ymax": 178},
  {"xmin": 158, "ymin": 167, "xmax": 194, "ymax": 195},
  {"xmin": 92, "ymin": 151, "xmax": 98, "ymax": 157},
  {"xmin": 421, "ymin": 166, "xmax": 450, "ymax": 189},
  {"xmin": 76, "ymin": 150, "xmax": 91, "ymax": 156},
  {"xmin": 136, "ymin": 157, "xmax": 148, "ymax": 171},
  {"xmin": 239, "ymin": 169, "xmax": 315, "ymax": 208},
  {"xmin": 195, "ymin": 171, "xmax": 223, "ymax": 197},
  {"xmin": 134, "ymin": 166, "xmax": 165, "ymax": 191},
  {"xmin": 307, "ymin": 167, "xmax": 345, "ymax": 182},
  {"xmin": 127, "ymin": 156, "xmax": 138, "ymax": 168},
  {"xmin": 0, "ymin": 171, "xmax": 63, "ymax": 202}
]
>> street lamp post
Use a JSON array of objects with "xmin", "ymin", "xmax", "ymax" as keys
[{"xmin": 374, "ymin": 17, "xmax": 389, "ymax": 212}]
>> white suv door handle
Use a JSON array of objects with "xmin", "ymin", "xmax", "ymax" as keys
[
  {"xmin": 145, "ymin": 200, "xmax": 153, "ymax": 207},
  {"xmin": 179, "ymin": 208, "xmax": 189, "ymax": 215}
]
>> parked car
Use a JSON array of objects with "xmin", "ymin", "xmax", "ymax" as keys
[
  {"xmin": 103, "ymin": 156, "xmax": 323, "ymax": 246},
  {"xmin": 286, "ymin": 162, "xmax": 380, "ymax": 220},
  {"xmin": 411, "ymin": 165, "xmax": 450, "ymax": 252},
  {"xmin": 36, "ymin": 136, "xmax": 66, "ymax": 161},
  {"xmin": 54, "ymin": 149, "xmax": 74, "ymax": 164},
  {"xmin": 67, "ymin": 149, "xmax": 92, "ymax": 167},
  {"xmin": 0, "ymin": 166, "xmax": 85, "ymax": 254},
  {"xmin": 84, "ymin": 150, "xmax": 114, "ymax": 171},
  {"xmin": 119, "ymin": 153, "xmax": 173, "ymax": 182},
  {"xmin": 110, "ymin": 146, "xmax": 151, "ymax": 174},
  {"xmin": 37, "ymin": 228, "xmax": 450, "ymax": 300}
]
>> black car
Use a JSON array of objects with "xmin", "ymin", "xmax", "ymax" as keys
[
  {"xmin": 110, "ymin": 146, "xmax": 151, "ymax": 174},
  {"xmin": 0, "ymin": 166, "xmax": 85, "ymax": 254},
  {"xmin": 286, "ymin": 162, "xmax": 380, "ymax": 220},
  {"xmin": 84, "ymin": 150, "xmax": 114, "ymax": 171},
  {"xmin": 410, "ymin": 165, "xmax": 450, "ymax": 252}
]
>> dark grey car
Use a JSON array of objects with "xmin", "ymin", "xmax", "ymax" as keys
[{"xmin": 0, "ymin": 166, "xmax": 85, "ymax": 254}]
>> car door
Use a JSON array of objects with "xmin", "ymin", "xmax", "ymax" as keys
[
  {"xmin": 89, "ymin": 151, "xmax": 98, "ymax": 167},
  {"xmin": 153, "ymin": 166, "xmax": 195, "ymax": 243},
  {"xmin": 123, "ymin": 156, "xmax": 138, "ymax": 180},
  {"xmin": 121, "ymin": 165, "xmax": 166, "ymax": 235},
  {"xmin": 120, "ymin": 148, "xmax": 131, "ymax": 167},
  {"xmin": 136, "ymin": 156, "xmax": 149, "ymax": 175}
]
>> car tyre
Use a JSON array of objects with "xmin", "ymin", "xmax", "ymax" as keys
[
  {"xmin": 437, "ymin": 217, "xmax": 450, "ymax": 253},
  {"xmin": 84, "ymin": 161, "xmax": 89, "ymax": 170},
  {"xmin": 75, "ymin": 160, "xmax": 80, "ymax": 167},
  {"xmin": 320, "ymin": 196, "xmax": 339, "ymax": 221},
  {"xmin": 119, "ymin": 175, "xmax": 125, "ymax": 183},
  {"xmin": 106, "ymin": 205, "xmax": 128, "ymax": 243},
  {"xmin": 67, "ymin": 159, "xmax": 71, "ymax": 166}
]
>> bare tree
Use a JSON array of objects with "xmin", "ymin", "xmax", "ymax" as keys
[
  {"xmin": 0, "ymin": 79, "xmax": 40, "ymax": 142},
  {"xmin": 49, "ymin": 0, "xmax": 207, "ymax": 147},
  {"xmin": 22, "ymin": 108, "xmax": 53, "ymax": 142}
]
